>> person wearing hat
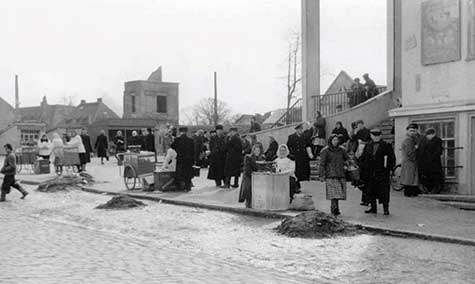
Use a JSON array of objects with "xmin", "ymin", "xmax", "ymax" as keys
[
  {"xmin": 401, "ymin": 123, "xmax": 421, "ymax": 197},
  {"xmin": 287, "ymin": 123, "xmax": 313, "ymax": 184},
  {"xmin": 363, "ymin": 73, "xmax": 378, "ymax": 99},
  {"xmin": 418, "ymin": 128, "xmax": 444, "ymax": 194},
  {"xmin": 223, "ymin": 127, "xmax": 243, "ymax": 188},
  {"xmin": 359, "ymin": 128, "xmax": 396, "ymax": 215},
  {"xmin": 171, "ymin": 127, "xmax": 195, "ymax": 191},
  {"xmin": 142, "ymin": 128, "xmax": 156, "ymax": 153},
  {"xmin": 1, "ymin": 144, "xmax": 29, "ymax": 201},
  {"xmin": 207, "ymin": 125, "xmax": 227, "ymax": 187}
]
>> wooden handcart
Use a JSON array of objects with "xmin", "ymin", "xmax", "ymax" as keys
[{"xmin": 122, "ymin": 152, "xmax": 156, "ymax": 190}]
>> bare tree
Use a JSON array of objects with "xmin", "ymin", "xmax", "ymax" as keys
[
  {"xmin": 190, "ymin": 98, "xmax": 232, "ymax": 125},
  {"xmin": 286, "ymin": 32, "xmax": 301, "ymax": 124}
]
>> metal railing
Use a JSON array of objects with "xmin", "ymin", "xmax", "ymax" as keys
[
  {"xmin": 270, "ymin": 99, "xmax": 302, "ymax": 128},
  {"xmin": 312, "ymin": 86, "xmax": 387, "ymax": 117}
]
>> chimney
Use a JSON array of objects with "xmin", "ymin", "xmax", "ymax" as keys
[
  {"xmin": 80, "ymin": 99, "xmax": 86, "ymax": 105},
  {"xmin": 97, "ymin": 98, "xmax": 103, "ymax": 103},
  {"xmin": 15, "ymin": 75, "xmax": 19, "ymax": 109}
]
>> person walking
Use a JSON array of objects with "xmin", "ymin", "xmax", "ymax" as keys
[
  {"xmin": 312, "ymin": 111, "xmax": 326, "ymax": 156},
  {"xmin": 363, "ymin": 73, "xmax": 379, "ymax": 99},
  {"xmin": 353, "ymin": 120, "xmax": 371, "ymax": 206},
  {"xmin": 1, "ymin": 144, "xmax": 28, "ymax": 201},
  {"xmin": 171, "ymin": 127, "xmax": 195, "ymax": 192},
  {"xmin": 319, "ymin": 134, "xmax": 349, "ymax": 216},
  {"xmin": 401, "ymin": 123, "xmax": 421, "ymax": 197},
  {"xmin": 238, "ymin": 144, "xmax": 264, "ymax": 208},
  {"xmin": 331, "ymin": 121, "xmax": 350, "ymax": 145},
  {"xmin": 113, "ymin": 130, "xmax": 125, "ymax": 162},
  {"xmin": 359, "ymin": 128, "xmax": 396, "ymax": 215},
  {"xmin": 80, "ymin": 128, "xmax": 92, "ymax": 171},
  {"xmin": 129, "ymin": 130, "xmax": 141, "ymax": 151},
  {"xmin": 207, "ymin": 125, "xmax": 227, "ymax": 187},
  {"xmin": 287, "ymin": 123, "xmax": 313, "ymax": 186},
  {"xmin": 264, "ymin": 136, "xmax": 278, "ymax": 161},
  {"xmin": 418, "ymin": 128, "xmax": 444, "ymax": 194},
  {"xmin": 95, "ymin": 130, "xmax": 109, "ymax": 164},
  {"xmin": 249, "ymin": 116, "xmax": 261, "ymax": 133},
  {"xmin": 50, "ymin": 133, "xmax": 64, "ymax": 175},
  {"xmin": 223, "ymin": 127, "xmax": 243, "ymax": 188},
  {"xmin": 67, "ymin": 131, "xmax": 86, "ymax": 172}
]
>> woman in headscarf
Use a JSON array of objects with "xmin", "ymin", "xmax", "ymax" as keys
[
  {"xmin": 274, "ymin": 144, "xmax": 301, "ymax": 201},
  {"xmin": 238, "ymin": 144, "xmax": 265, "ymax": 208},
  {"xmin": 37, "ymin": 134, "xmax": 51, "ymax": 160},
  {"xmin": 67, "ymin": 130, "xmax": 86, "ymax": 173},
  {"xmin": 319, "ymin": 134, "xmax": 349, "ymax": 216},
  {"xmin": 50, "ymin": 133, "xmax": 64, "ymax": 175},
  {"xmin": 331, "ymin": 121, "xmax": 350, "ymax": 145},
  {"xmin": 312, "ymin": 111, "xmax": 326, "ymax": 156},
  {"xmin": 264, "ymin": 136, "xmax": 278, "ymax": 161}
]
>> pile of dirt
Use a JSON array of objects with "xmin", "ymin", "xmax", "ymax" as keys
[
  {"xmin": 95, "ymin": 195, "xmax": 146, "ymax": 210},
  {"xmin": 276, "ymin": 211, "xmax": 363, "ymax": 239},
  {"xmin": 37, "ymin": 172, "xmax": 95, "ymax": 193}
]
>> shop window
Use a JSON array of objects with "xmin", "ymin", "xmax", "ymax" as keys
[
  {"xmin": 20, "ymin": 130, "xmax": 40, "ymax": 145},
  {"xmin": 156, "ymin": 96, "xmax": 167, "ymax": 113},
  {"xmin": 417, "ymin": 119, "xmax": 456, "ymax": 179},
  {"xmin": 131, "ymin": 95, "xmax": 136, "ymax": 113}
]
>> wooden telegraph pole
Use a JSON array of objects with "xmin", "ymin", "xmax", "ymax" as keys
[{"xmin": 214, "ymin": 71, "xmax": 218, "ymax": 126}]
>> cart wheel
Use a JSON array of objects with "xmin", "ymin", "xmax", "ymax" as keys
[
  {"xmin": 391, "ymin": 164, "xmax": 403, "ymax": 191},
  {"xmin": 123, "ymin": 165, "xmax": 137, "ymax": 190}
]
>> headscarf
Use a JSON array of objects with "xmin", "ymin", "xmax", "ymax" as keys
[
  {"xmin": 277, "ymin": 144, "xmax": 289, "ymax": 158},
  {"xmin": 327, "ymin": 134, "xmax": 341, "ymax": 150}
]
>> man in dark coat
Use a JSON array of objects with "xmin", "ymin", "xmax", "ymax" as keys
[
  {"xmin": 193, "ymin": 130, "xmax": 206, "ymax": 167},
  {"xmin": 94, "ymin": 130, "xmax": 109, "ymax": 164},
  {"xmin": 1, "ymin": 144, "xmax": 28, "ymax": 201},
  {"xmin": 418, "ymin": 128, "xmax": 444, "ymax": 194},
  {"xmin": 223, "ymin": 127, "xmax": 243, "ymax": 188},
  {"xmin": 171, "ymin": 127, "xmax": 195, "ymax": 192},
  {"xmin": 142, "ymin": 128, "xmax": 155, "ymax": 152},
  {"xmin": 250, "ymin": 116, "xmax": 261, "ymax": 133},
  {"xmin": 80, "ymin": 128, "xmax": 93, "ymax": 170},
  {"xmin": 359, "ymin": 128, "xmax": 396, "ymax": 215},
  {"xmin": 354, "ymin": 120, "xmax": 371, "ymax": 142},
  {"xmin": 287, "ymin": 123, "xmax": 313, "ymax": 184},
  {"xmin": 114, "ymin": 130, "xmax": 125, "ymax": 162},
  {"xmin": 207, "ymin": 125, "xmax": 227, "ymax": 187}
]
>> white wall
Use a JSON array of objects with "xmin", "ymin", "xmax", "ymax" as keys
[{"xmin": 401, "ymin": 0, "xmax": 475, "ymax": 107}]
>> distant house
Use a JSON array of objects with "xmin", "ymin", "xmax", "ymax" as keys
[
  {"xmin": 234, "ymin": 113, "xmax": 267, "ymax": 126},
  {"xmin": 324, "ymin": 70, "xmax": 355, "ymax": 94}
]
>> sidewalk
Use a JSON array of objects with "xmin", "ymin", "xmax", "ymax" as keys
[{"xmin": 7, "ymin": 157, "xmax": 475, "ymax": 245}]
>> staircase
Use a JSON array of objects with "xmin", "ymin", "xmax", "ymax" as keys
[
  {"xmin": 375, "ymin": 118, "xmax": 395, "ymax": 146},
  {"xmin": 421, "ymin": 194, "xmax": 475, "ymax": 210}
]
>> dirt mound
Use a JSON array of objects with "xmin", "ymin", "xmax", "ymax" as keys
[
  {"xmin": 276, "ymin": 211, "xmax": 363, "ymax": 238},
  {"xmin": 95, "ymin": 195, "xmax": 146, "ymax": 210},
  {"xmin": 37, "ymin": 173, "xmax": 95, "ymax": 192}
]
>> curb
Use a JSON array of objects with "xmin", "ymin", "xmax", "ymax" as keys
[
  {"xmin": 13, "ymin": 178, "xmax": 475, "ymax": 247},
  {"xmin": 80, "ymin": 186, "xmax": 475, "ymax": 247}
]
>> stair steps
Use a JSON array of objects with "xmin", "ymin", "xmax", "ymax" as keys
[{"xmin": 421, "ymin": 194, "xmax": 475, "ymax": 210}]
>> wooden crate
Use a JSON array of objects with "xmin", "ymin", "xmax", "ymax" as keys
[{"xmin": 251, "ymin": 172, "xmax": 290, "ymax": 210}]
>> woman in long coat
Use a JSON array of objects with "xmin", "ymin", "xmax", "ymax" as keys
[
  {"xmin": 418, "ymin": 128, "xmax": 444, "ymax": 194},
  {"xmin": 287, "ymin": 124, "xmax": 312, "ymax": 183},
  {"xmin": 224, "ymin": 129, "xmax": 243, "ymax": 188},
  {"xmin": 401, "ymin": 124, "xmax": 420, "ymax": 197},
  {"xmin": 359, "ymin": 129, "xmax": 396, "ymax": 215},
  {"xmin": 95, "ymin": 130, "xmax": 109, "ymax": 164},
  {"xmin": 264, "ymin": 136, "xmax": 278, "ymax": 161},
  {"xmin": 312, "ymin": 111, "xmax": 326, "ymax": 156},
  {"xmin": 239, "ymin": 145, "xmax": 264, "ymax": 208},
  {"xmin": 80, "ymin": 129, "xmax": 93, "ymax": 169},
  {"xmin": 319, "ymin": 134, "xmax": 349, "ymax": 216},
  {"xmin": 331, "ymin": 121, "xmax": 350, "ymax": 145},
  {"xmin": 207, "ymin": 129, "xmax": 227, "ymax": 187}
]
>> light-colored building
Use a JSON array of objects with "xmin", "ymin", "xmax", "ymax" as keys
[
  {"xmin": 123, "ymin": 66, "xmax": 179, "ymax": 126},
  {"xmin": 389, "ymin": 0, "xmax": 475, "ymax": 195}
]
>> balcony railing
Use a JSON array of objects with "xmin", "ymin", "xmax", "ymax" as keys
[
  {"xmin": 312, "ymin": 86, "xmax": 387, "ymax": 117},
  {"xmin": 270, "ymin": 99, "xmax": 302, "ymax": 128}
]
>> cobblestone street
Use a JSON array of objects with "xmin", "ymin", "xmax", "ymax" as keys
[{"xmin": 1, "ymin": 188, "xmax": 474, "ymax": 283}]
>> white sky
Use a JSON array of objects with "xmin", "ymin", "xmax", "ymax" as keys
[{"xmin": 0, "ymin": 0, "xmax": 387, "ymax": 122}]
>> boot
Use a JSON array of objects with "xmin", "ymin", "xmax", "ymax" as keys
[
  {"xmin": 222, "ymin": 177, "xmax": 231, "ymax": 189},
  {"xmin": 383, "ymin": 203, "xmax": 390, "ymax": 215},
  {"xmin": 215, "ymin": 179, "xmax": 222, "ymax": 187},
  {"xmin": 15, "ymin": 184, "xmax": 29, "ymax": 199},
  {"xmin": 0, "ymin": 191, "xmax": 6, "ymax": 202},
  {"xmin": 365, "ymin": 201, "xmax": 377, "ymax": 214},
  {"xmin": 232, "ymin": 176, "xmax": 239, "ymax": 188}
]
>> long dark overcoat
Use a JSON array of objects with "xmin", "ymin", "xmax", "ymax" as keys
[
  {"xmin": 171, "ymin": 134, "xmax": 195, "ymax": 183},
  {"xmin": 94, "ymin": 134, "xmax": 108, "ymax": 158},
  {"xmin": 418, "ymin": 136, "xmax": 444, "ymax": 187},
  {"xmin": 224, "ymin": 134, "xmax": 243, "ymax": 177},
  {"xmin": 81, "ymin": 134, "xmax": 92, "ymax": 163},
  {"xmin": 207, "ymin": 135, "xmax": 226, "ymax": 181},
  {"xmin": 401, "ymin": 134, "xmax": 419, "ymax": 186},
  {"xmin": 238, "ymin": 154, "xmax": 263, "ymax": 203},
  {"xmin": 359, "ymin": 139, "xmax": 396, "ymax": 204},
  {"xmin": 287, "ymin": 133, "xmax": 311, "ymax": 181}
]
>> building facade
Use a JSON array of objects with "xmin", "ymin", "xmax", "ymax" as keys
[
  {"xmin": 389, "ymin": 0, "xmax": 475, "ymax": 195},
  {"xmin": 123, "ymin": 67, "xmax": 179, "ymax": 126}
]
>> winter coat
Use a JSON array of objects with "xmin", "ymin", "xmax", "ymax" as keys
[
  {"xmin": 238, "ymin": 154, "xmax": 264, "ymax": 203},
  {"xmin": 81, "ymin": 135, "xmax": 93, "ymax": 154},
  {"xmin": 95, "ymin": 134, "xmax": 108, "ymax": 158},
  {"xmin": 359, "ymin": 139, "xmax": 396, "ymax": 204},
  {"xmin": 114, "ymin": 135, "xmax": 125, "ymax": 153},
  {"xmin": 418, "ymin": 136, "xmax": 444, "ymax": 186},
  {"xmin": 207, "ymin": 135, "xmax": 226, "ymax": 180},
  {"xmin": 264, "ymin": 140, "xmax": 278, "ymax": 161},
  {"xmin": 355, "ymin": 127, "xmax": 371, "ymax": 142},
  {"xmin": 313, "ymin": 117, "xmax": 326, "ymax": 139},
  {"xmin": 171, "ymin": 134, "xmax": 195, "ymax": 183},
  {"xmin": 1, "ymin": 153, "xmax": 16, "ymax": 176},
  {"xmin": 193, "ymin": 135, "xmax": 206, "ymax": 164},
  {"xmin": 400, "ymin": 134, "xmax": 420, "ymax": 186},
  {"xmin": 331, "ymin": 127, "xmax": 350, "ymax": 144},
  {"xmin": 143, "ymin": 134, "xmax": 155, "ymax": 152},
  {"xmin": 37, "ymin": 140, "xmax": 51, "ymax": 156},
  {"xmin": 224, "ymin": 134, "xmax": 243, "ymax": 177},
  {"xmin": 68, "ymin": 135, "xmax": 86, "ymax": 153},
  {"xmin": 287, "ymin": 133, "xmax": 311, "ymax": 181},
  {"xmin": 319, "ymin": 145, "xmax": 349, "ymax": 179}
]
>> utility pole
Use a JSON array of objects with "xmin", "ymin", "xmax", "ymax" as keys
[
  {"xmin": 15, "ymin": 74, "xmax": 19, "ymax": 109},
  {"xmin": 214, "ymin": 71, "xmax": 218, "ymax": 126}
]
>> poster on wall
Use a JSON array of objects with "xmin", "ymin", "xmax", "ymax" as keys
[{"xmin": 421, "ymin": 0, "xmax": 461, "ymax": 65}]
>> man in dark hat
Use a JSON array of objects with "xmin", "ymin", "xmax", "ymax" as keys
[
  {"xmin": 143, "ymin": 128, "xmax": 156, "ymax": 152},
  {"xmin": 359, "ymin": 128, "xmax": 396, "ymax": 215},
  {"xmin": 418, "ymin": 128, "xmax": 444, "ymax": 194},
  {"xmin": 287, "ymin": 123, "xmax": 313, "ymax": 184},
  {"xmin": 1, "ymin": 144, "xmax": 28, "ymax": 201},
  {"xmin": 207, "ymin": 125, "xmax": 227, "ymax": 187},
  {"xmin": 223, "ymin": 127, "xmax": 243, "ymax": 188},
  {"xmin": 363, "ymin": 73, "xmax": 378, "ymax": 99},
  {"xmin": 401, "ymin": 123, "xmax": 421, "ymax": 197},
  {"xmin": 171, "ymin": 127, "xmax": 195, "ymax": 191}
]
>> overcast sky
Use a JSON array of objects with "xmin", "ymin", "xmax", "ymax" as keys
[{"xmin": 0, "ymin": 0, "xmax": 387, "ymax": 122}]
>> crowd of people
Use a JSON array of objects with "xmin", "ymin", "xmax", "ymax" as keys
[{"xmin": 348, "ymin": 73, "xmax": 380, "ymax": 107}]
